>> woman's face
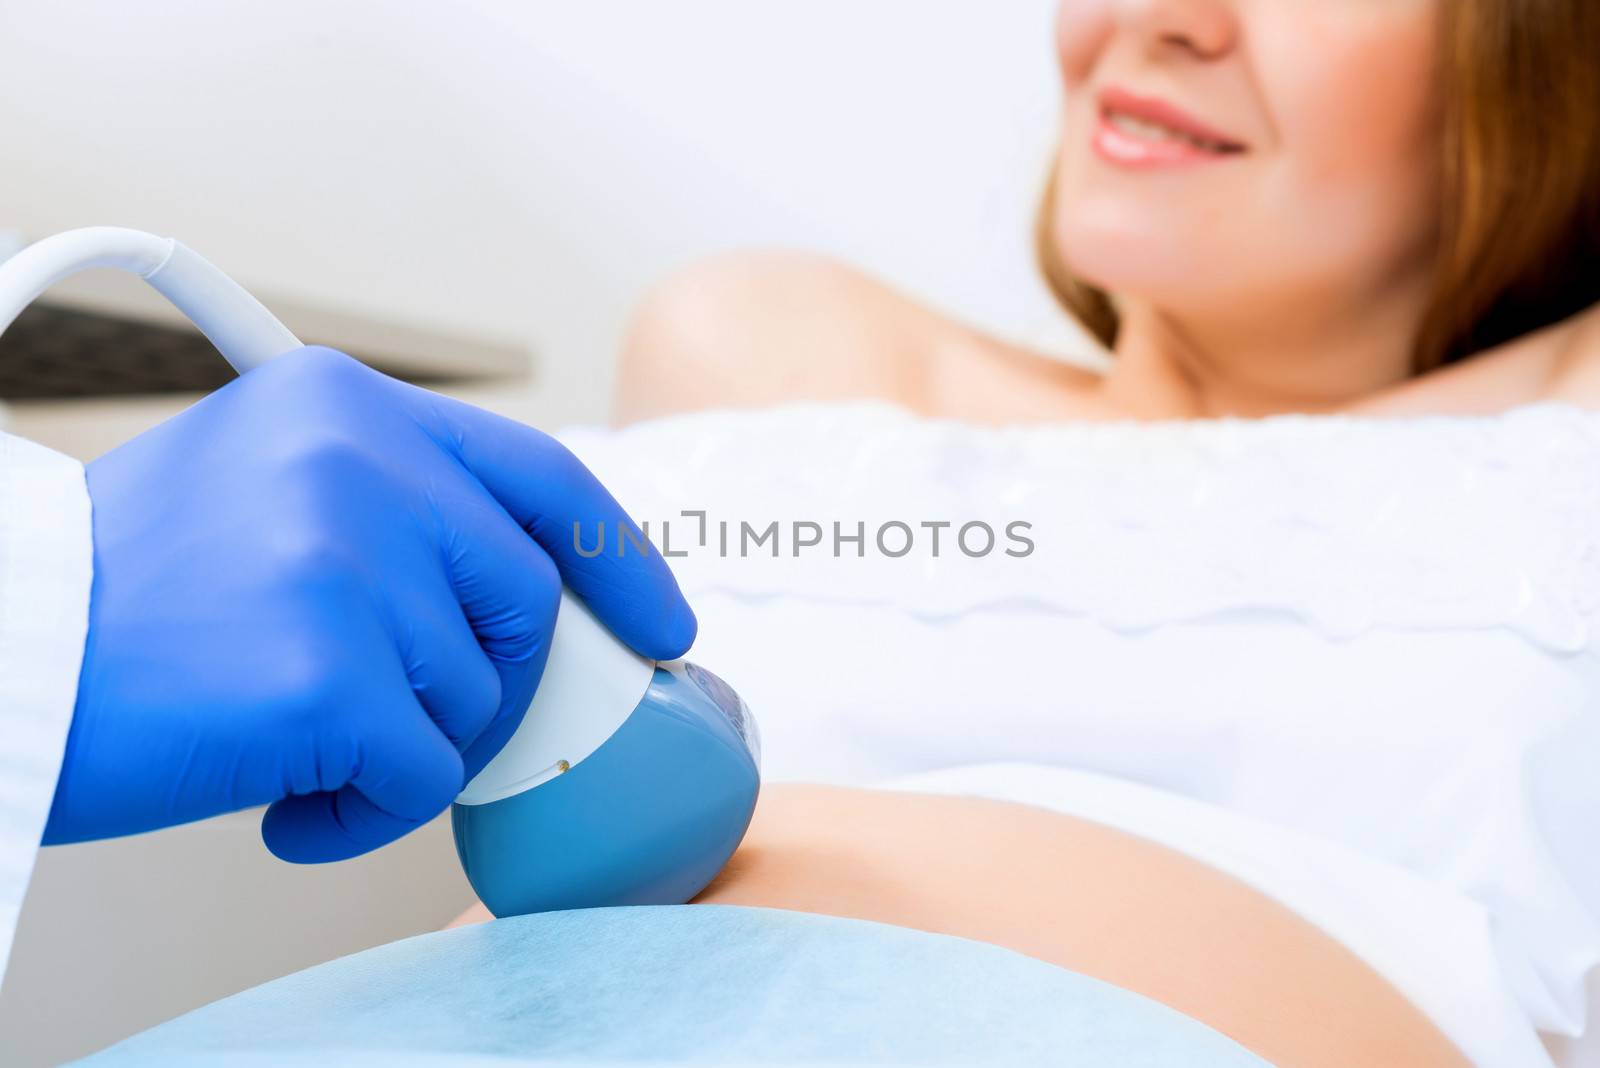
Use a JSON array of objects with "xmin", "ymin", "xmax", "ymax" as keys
[{"xmin": 1049, "ymin": 0, "xmax": 1443, "ymax": 318}]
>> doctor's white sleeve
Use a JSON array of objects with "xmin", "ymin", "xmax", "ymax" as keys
[{"xmin": 0, "ymin": 432, "xmax": 93, "ymax": 982}]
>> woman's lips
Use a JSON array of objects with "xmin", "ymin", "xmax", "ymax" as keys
[{"xmin": 1092, "ymin": 85, "xmax": 1248, "ymax": 170}]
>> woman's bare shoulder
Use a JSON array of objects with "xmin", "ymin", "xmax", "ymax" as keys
[
  {"xmin": 1352, "ymin": 303, "xmax": 1600, "ymax": 417},
  {"xmin": 613, "ymin": 250, "xmax": 955, "ymax": 424},
  {"xmin": 1545, "ymin": 303, "xmax": 1600, "ymax": 405},
  {"xmin": 612, "ymin": 250, "xmax": 1099, "ymax": 425}
]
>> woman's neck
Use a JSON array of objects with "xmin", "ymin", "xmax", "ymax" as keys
[{"xmin": 1095, "ymin": 280, "xmax": 1429, "ymax": 420}]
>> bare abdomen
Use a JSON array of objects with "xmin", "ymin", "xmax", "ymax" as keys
[{"xmin": 693, "ymin": 783, "xmax": 1468, "ymax": 1068}]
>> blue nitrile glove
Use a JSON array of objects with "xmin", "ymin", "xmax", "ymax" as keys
[{"xmin": 44, "ymin": 346, "xmax": 695, "ymax": 862}]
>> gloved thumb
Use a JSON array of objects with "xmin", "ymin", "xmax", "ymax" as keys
[{"xmin": 406, "ymin": 383, "xmax": 698, "ymax": 662}]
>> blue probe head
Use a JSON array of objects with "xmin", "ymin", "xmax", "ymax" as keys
[{"xmin": 452, "ymin": 593, "xmax": 760, "ymax": 918}]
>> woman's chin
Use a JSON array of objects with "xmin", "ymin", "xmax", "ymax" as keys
[
  {"xmin": 1052, "ymin": 218, "xmax": 1232, "ymax": 296},
  {"xmin": 1057, "ymin": 249, "xmax": 1241, "ymax": 311}
]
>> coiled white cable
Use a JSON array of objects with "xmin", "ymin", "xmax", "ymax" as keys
[{"xmin": 0, "ymin": 227, "xmax": 302, "ymax": 373}]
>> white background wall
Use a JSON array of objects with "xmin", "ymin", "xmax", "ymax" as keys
[
  {"xmin": 0, "ymin": 2, "xmax": 1077, "ymax": 1063},
  {"xmin": 0, "ymin": 0, "xmax": 1083, "ymax": 424}
]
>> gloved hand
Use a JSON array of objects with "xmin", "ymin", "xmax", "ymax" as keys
[{"xmin": 45, "ymin": 346, "xmax": 696, "ymax": 862}]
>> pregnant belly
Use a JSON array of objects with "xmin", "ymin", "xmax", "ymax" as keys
[{"xmin": 692, "ymin": 784, "xmax": 1468, "ymax": 1068}]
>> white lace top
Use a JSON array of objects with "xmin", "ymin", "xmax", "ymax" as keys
[{"xmin": 560, "ymin": 401, "xmax": 1600, "ymax": 1066}]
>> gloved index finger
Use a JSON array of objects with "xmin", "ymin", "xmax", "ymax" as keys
[{"xmin": 414, "ymin": 387, "xmax": 697, "ymax": 662}]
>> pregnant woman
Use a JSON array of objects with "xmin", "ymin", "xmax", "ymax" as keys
[{"xmin": 459, "ymin": 2, "xmax": 1600, "ymax": 1067}]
